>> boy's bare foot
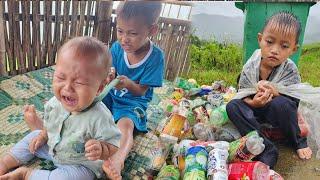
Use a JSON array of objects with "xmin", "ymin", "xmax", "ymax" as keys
[
  {"xmin": 0, "ymin": 167, "xmax": 30, "ymax": 180},
  {"xmin": 297, "ymin": 147, "xmax": 312, "ymax": 159},
  {"xmin": 102, "ymin": 156, "xmax": 123, "ymax": 180},
  {"xmin": 23, "ymin": 105, "xmax": 43, "ymax": 130}
]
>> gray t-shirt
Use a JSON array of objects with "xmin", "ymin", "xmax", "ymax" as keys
[{"xmin": 43, "ymin": 97, "xmax": 121, "ymax": 178}]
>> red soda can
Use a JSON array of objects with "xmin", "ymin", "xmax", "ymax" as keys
[{"xmin": 228, "ymin": 161, "xmax": 270, "ymax": 180}]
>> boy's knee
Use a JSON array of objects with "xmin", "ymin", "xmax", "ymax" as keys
[
  {"xmin": 226, "ymin": 99, "xmax": 243, "ymax": 113},
  {"xmin": 270, "ymin": 96, "xmax": 297, "ymax": 113},
  {"xmin": 117, "ymin": 118, "xmax": 135, "ymax": 132}
]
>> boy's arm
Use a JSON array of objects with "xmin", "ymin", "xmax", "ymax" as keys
[{"xmin": 116, "ymin": 75, "xmax": 149, "ymax": 96}]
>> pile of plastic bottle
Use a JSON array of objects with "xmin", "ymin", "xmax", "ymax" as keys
[{"xmin": 151, "ymin": 77, "xmax": 283, "ymax": 180}]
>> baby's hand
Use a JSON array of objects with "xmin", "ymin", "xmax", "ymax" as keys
[
  {"xmin": 29, "ymin": 133, "xmax": 47, "ymax": 154},
  {"xmin": 85, "ymin": 139, "xmax": 102, "ymax": 161}
]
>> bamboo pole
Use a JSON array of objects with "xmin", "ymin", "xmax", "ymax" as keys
[{"xmin": 0, "ymin": 2, "xmax": 6, "ymax": 75}]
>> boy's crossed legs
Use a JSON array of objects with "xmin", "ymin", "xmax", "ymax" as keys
[{"xmin": 226, "ymin": 96, "xmax": 312, "ymax": 168}]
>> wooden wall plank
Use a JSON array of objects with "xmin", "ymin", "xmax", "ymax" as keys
[
  {"xmin": 32, "ymin": 0, "xmax": 41, "ymax": 70},
  {"xmin": 0, "ymin": 1, "xmax": 6, "ymax": 75},
  {"xmin": 61, "ymin": 0, "xmax": 70, "ymax": 43},
  {"xmin": 46, "ymin": 0, "xmax": 54, "ymax": 66},
  {"xmin": 52, "ymin": 0, "xmax": 61, "ymax": 63},
  {"xmin": 84, "ymin": 0, "xmax": 92, "ymax": 36},
  {"xmin": 95, "ymin": 0, "xmax": 112, "ymax": 43},
  {"xmin": 78, "ymin": 1, "xmax": 86, "ymax": 36},
  {"xmin": 70, "ymin": 0, "xmax": 78, "ymax": 38}
]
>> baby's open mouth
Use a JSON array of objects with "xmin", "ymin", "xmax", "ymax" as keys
[{"xmin": 62, "ymin": 95, "xmax": 77, "ymax": 106}]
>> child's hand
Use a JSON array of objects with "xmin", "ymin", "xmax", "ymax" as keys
[
  {"xmin": 257, "ymin": 80, "xmax": 269, "ymax": 92},
  {"xmin": 29, "ymin": 133, "xmax": 47, "ymax": 154},
  {"xmin": 257, "ymin": 80, "xmax": 279, "ymax": 97},
  {"xmin": 85, "ymin": 139, "xmax": 102, "ymax": 161},
  {"xmin": 115, "ymin": 75, "xmax": 131, "ymax": 90},
  {"xmin": 263, "ymin": 83, "xmax": 279, "ymax": 97},
  {"xmin": 107, "ymin": 67, "xmax": 116, "ymax": 82},
  {"xmin": 251, "ymin": 90, "xmax": 273, "ymax": 108}
]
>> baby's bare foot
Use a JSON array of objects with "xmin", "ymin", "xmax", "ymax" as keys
[
  {"xmin": 23, "ymin": 105, "xmax": 43, "ymax": 130},
  {"xmin": 297, "ymin": 147, "xmax": 312, "ymax": 160}
]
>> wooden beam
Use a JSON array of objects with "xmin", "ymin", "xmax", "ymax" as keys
[
  {"xmin": 0, "ymin": 2, "xmax": 6, "ymax": 75},
  {"xmin": 96, "ymin": 0, "xmax": 113, "ymax": 43}
]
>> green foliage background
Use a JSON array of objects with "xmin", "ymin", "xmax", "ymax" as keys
[{"xmin": 184, "ymin": 35, "xmax": 320, "ymax": 87}]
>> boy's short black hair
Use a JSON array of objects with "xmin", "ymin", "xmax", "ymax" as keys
[
  {"xmin": 116, "ymin": 1, "xmax": 162, "ymax": 26},
  {"xmin": 262, "ymin": 11, "xmax": 301, "ymax": 44}
]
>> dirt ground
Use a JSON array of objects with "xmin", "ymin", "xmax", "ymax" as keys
[{"xmin": 274, "ymin": 139, "xmax": 320, "ymax": 180}]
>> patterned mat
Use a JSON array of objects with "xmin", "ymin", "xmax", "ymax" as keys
[{"xmin": 0, "ymin": 67, "xmax": 174, "ymax": 179}]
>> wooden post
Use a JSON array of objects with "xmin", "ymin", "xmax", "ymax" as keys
[
  {"xmin": 95, "ymin": 0, "xmax": 113, "ymax": 43},
  {"xmin": 0, "ymin": 2, "xmax": 6, "ymax": 75}
]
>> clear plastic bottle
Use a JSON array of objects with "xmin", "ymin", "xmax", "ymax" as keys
[
  {"xmin": 229, "ymin": 131, "xmax": 265, "ymax": 162},
  {"xmin": 246, "ymin": 134, "xmax": 265, "ymax": 155},
  {"xmin": 193, "ymin": 122, "xmax": 215, "ymax": 141}
]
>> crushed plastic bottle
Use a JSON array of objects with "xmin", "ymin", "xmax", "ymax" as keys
[
  {"xmin": 246, "ymin": 134, "xmax": 265, "ymax": 156},
  {"xmin": 228, "ymin": 131, "xmax": 265, "ymax": 162},
  {"xmin": 209, "ymin": 104, "xmax": 229, "ymax": 127}
]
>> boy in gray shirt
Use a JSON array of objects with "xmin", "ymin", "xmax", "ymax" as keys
[{"xmin": 0, "ymin": 37, "xmax": 121, "ymax": 180}]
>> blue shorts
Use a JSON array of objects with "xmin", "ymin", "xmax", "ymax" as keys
[{"xmin": 103, "ymin": 93, "xmax": 148, "ymax": 133}]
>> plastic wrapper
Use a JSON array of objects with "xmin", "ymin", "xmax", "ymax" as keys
[
  {"xmin": 162, "ymin": 114, "xmax": 187, "ymax": 139},
  {"xmin": 155, "ymin": 165, "xmax": 180, "ymax": 180},
  {"xmin": 209, "ymin": 104, "xmax": 229, "ymax": 127},
  {"xmin": 193, "ymin": 122, "xmax": 215, "ymax": 141},
  {"xmin": 149, "ymin": 134, "xmax": 178, "ymax": 173},
  {"xmin": 175, "ymin": 77, "xmax": 199, "ymax": 91},
  {"xmin": 215, "ymin": 122, "xmax": 241, "ymax": 142}
]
